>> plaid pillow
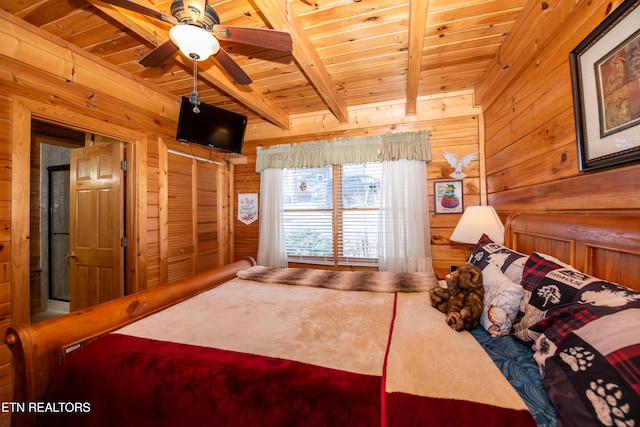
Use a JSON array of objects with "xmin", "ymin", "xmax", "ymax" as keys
[
  {"xmin": 531, "ymin": 281, "xmax": 640, "ymax": 427},
  {"xmin": 468, "ymin": 234, "xmax": 528, "ymax": 284},
  {"xmin": 512, "ymin": 252, "xmax": 595, "ymax": 344}
]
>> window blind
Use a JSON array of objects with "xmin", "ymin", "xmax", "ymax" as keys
[{"xmin": 283, "ymin": 163, "xmax": 382, "ymax": 266}]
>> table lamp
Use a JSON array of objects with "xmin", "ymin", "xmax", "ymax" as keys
[{"xmin": 450, "ymin": 205, "xmax": 505, "ymax": 245}]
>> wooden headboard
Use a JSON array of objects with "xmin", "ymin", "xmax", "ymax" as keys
[{"xmin": 504, "ymin": 211, "xmax": 640, "ymax": 292}]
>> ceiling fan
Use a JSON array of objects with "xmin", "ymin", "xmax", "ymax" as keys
[{"xmin": 99, "ymin": 0, "xmax": 293, "ymax": 86}]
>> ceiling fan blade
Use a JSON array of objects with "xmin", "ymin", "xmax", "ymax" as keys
[
  {"xmin": 212, "ymin": 25, "xmax": 293, "ymax": 52},
  {"xmin": 214, "ymin": 48, "xmax": 253, "ymax": 85},
  {"xmin": 139, "ymin": 40, "xmax": 179, "ymax": 67},
  {"xmin": 99, "ymin": 0, "xmax": 177, "ymax": 24}
]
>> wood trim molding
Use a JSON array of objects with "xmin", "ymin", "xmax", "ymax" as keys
[
  {"xmin": 10, "ymin": 98, "xmax": 31, "ymax": 327},
  {"xmin": 9, "ymin": 95, "xmax": 149, "ymax": 323}
]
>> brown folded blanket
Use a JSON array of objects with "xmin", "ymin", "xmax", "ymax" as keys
[{"xmin": 237, "ymin": 266, "xmax": 438, "ymax": 293}]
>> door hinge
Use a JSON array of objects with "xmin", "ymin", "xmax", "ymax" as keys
[
  {"xmin": 121, "ymin": 237, "xmax": 128, "ymax": 248},
  {"xmin": 121, "ymin": 160, "xmax": 128, "ymax": 172}
]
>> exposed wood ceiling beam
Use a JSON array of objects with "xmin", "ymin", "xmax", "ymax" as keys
[
  {"xmin": 406, "ymin": 0, "xmax": 429, "ymax": 115},
  {"xmin": 252, "ymin": 0, "xmax": 348, "ymax": 123},
  {"xmin": 89, "ymin": 0, "xmax": 290, "ymax": 129}
]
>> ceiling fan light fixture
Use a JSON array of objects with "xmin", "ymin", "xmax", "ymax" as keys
[{"xmin": 169, "ymin": 25, "xmax": 220, "ymax": 61}]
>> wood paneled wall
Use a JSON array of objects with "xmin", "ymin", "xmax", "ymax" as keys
[
  {"xmin": 476, "ymin": 0, "xmax": 640, "ymax": 213},
  {"xmin": 235, "ymin": 92, "xmax": 483, "ymax": 277},
  {"xmin": 0, "ymin": 14, "xmax": 235, "ymax": 416}
]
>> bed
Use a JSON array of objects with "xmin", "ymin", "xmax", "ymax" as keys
[{"xmin": 5, "ymin": 211, "xmax": 640, "ymax": 427}]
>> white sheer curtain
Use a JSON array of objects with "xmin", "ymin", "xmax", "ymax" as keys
[
  {"xmin": 256, "ymin": 131, "xmax": 433, "ymax": 271},
  {"xmin": 256, "ymin": 168, "xmax": 288, "ymax": 267},
  {"xmin": 378, "ymin": 159, "xmax": 433, "ymax": 273}
]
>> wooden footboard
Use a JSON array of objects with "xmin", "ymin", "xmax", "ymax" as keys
[{"xmin": 5, "ymin": 257, "xmax": 255, "ymax": 425}]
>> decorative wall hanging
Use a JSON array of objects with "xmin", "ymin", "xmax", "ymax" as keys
[
  {"xmin": 441, "ymin": 151, "xmax": 478, "ymax": 179},
  {"xmin": 237, "ymin": 176, "xmax": 259, "ymax": 225},
  {"xmin": 434, "ymin": 180, "xmax": 463, "ymax": 214},
  {"xmin": 238, "ymin": 193, "xmax": 258, "ymax": 225},
  {"xmin": 570, "ymin": 0, "xmax": 640, "ymax": 172}
]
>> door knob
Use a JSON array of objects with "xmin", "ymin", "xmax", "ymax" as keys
[{"xmin": 65, "ymin": 251, "xmax": 77, "ymax": 260}]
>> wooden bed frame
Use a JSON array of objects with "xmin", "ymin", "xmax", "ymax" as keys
[
  {"xmin": 5, "ymin": 210, "xmax": 640, "ymax": 425},
  {"xmin": 504, "ymin": 211, "xmax": 640, "ymax": 291},
  {"xmin": 5, "ymin": 257, "xmax": 256, "ymax": 426}
]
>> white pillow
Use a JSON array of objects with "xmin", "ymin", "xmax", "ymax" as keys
[{"xmin": 480, "ymin": 264, "xmax": 524, "ymax": 336}]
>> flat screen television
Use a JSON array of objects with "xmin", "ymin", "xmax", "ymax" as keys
[{"xmin": 175, "ymin": 97, "xmax": 247, "ymax": 154}]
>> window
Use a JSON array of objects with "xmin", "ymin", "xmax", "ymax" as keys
[{"xmin": 283, "ymin": 163, "xmax": 382, "ymax": 266}]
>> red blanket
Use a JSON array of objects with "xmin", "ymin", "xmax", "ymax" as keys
[
  {"xmin": 39, "ymin": 334, "xmax": 381, "ymax": 427},
  {"xmin": 41, "ymin": 334, "xmax": 535, "ymax": 427},
  {"xmin": 385, "ymin": 393, "xmax": 537, "ymax": 427}
]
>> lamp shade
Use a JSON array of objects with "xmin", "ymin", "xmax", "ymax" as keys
[
  {"xmin": 169, "ymin": 25, "xmax": 220, "ymax": 61},
  {"xmin": 450, "ymin": 205, "xmax": 505, "ymax": 245}
]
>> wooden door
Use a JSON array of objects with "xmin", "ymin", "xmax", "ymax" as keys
[{"xmin": 69, "ymin": 142, "xmax": 124, "ymax": 311}]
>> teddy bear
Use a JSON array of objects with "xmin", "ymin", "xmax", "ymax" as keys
[{"xmin": 430, "ymin": 263, "xmax": 484, "ymax": 331}]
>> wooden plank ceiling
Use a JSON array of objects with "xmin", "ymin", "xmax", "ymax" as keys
[{"xmin": 0, "ymin": 0, "xmax": 525, "ymax": 128}]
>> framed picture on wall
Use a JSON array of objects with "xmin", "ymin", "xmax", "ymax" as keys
[
  {"xmin": 570, "ymin": 0, "xmax": 640, "ymax": 172},
  {"xmin": 434, "ymin": 180, "xmax": 463, "ymax": 214}
]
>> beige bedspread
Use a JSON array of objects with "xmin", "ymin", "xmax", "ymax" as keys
[
  {"xmin": 386, "ymin": 291, "xmax": 530, "ymax": 410},
  {"xmin": 117, "ymin": 278, "xmax": 395, "ymax": 376},
  {"xmin": 114, "ymin": 277, "xmax": 535, "ymax": 425}
]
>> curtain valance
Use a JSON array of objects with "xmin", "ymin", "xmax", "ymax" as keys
[{"xmin": 255, "ymin": 130, "xmax": 431, "ymax": 172}]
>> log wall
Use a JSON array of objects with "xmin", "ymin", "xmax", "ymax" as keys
[
  {"xmin": 0, "ymin": 13, "xmax": 235, "ymax": 418},
  {"xmin": 476, "ymin": 0, "xmax": 640, "ymax": 213}
]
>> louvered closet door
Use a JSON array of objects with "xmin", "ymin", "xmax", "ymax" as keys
[
  {"xmin": 166, "ymin": 152, "xmax": 197, "ymax": 282},
  {"xmin": 196, "ymin": 161, "xmax": 219, "ymax": 272},
  {"xmin": 164, "ymin": 152, "xmax": 222, "ymax": 282}
]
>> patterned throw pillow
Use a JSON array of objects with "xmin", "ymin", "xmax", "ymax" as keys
[
  {"xmin": 530, "ymin": 279, "xmax": 640, "ymax": 427},
  {"xmin": 512, "ymin": 252, "xmax": 590, "ymax": 344},
  {"xmin": 480, "ymin": 264, "xmax": 524, "ymax": 336},
  {"xmin": 468, "ymin": 234, "xmax": 528, "ymax": 284}
]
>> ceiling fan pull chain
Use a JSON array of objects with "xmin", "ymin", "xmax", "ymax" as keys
[{"xmin": 189, "ymin": 55, "xmax": 201, "ymax": 113}]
